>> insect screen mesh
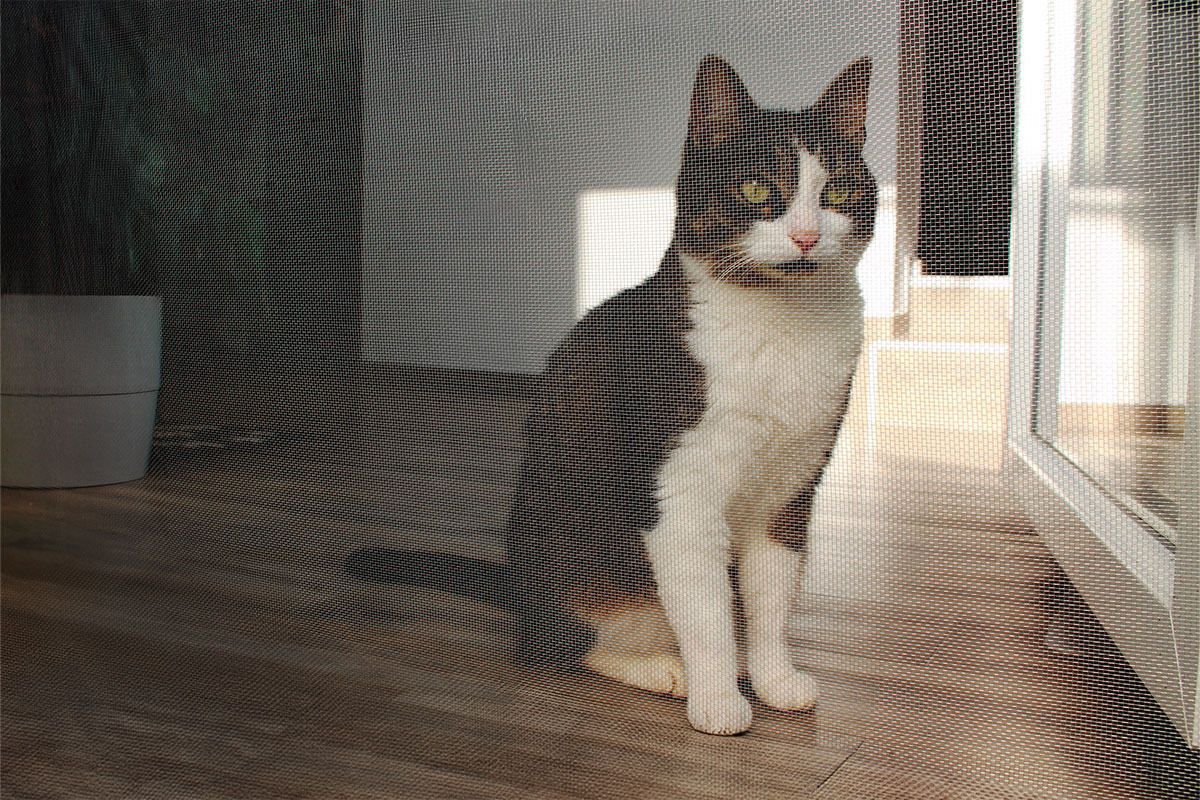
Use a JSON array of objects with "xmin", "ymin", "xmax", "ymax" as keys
[{"xmin": 2, "ymin": 1, "xmax": 1197, "ymax": 798}]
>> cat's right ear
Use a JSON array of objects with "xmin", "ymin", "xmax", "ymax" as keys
[{"xmin": 687, "ymin": 55, "xmax": 755, "ymax": 148}]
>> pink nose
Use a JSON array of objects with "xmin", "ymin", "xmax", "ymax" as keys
[{"xmin": 791, "ymin": 231, "xmax": 819, "ymax": 255}]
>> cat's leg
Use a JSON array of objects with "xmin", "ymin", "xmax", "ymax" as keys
[
  {"xmin": 739, "ymin": 488, "xmax": 819, "ymax": 711},
  {"xmin": 643, "ymin": 434, "xmax": 753, "ymax": 736},
  {"xmin": 740, "ymin": 536, "xmax": 817, "ymax": 710},
  {"xmin": 581, "ymin": 598, "xmax": 687, "ymax": 697}
]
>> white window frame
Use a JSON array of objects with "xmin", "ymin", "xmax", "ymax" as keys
[{"xmin": 1007, "ymin": 0, "xmax": 1199, "ymax": 747}]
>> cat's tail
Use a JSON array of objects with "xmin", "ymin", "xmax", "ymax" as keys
[
  {"xmin": 344, "ymin": 546, "xmax": 594, "ymax": 665},
  {"xmin": 344, "ymin": 547, "xmax": 516, "ymax": 610}
]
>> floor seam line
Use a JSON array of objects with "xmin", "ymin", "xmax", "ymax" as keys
[{"xmin": 813, "ymin": 739, "xmax": 865, "ymax": 791}]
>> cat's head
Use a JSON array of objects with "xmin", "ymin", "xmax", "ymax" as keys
[{"xmin": 672, "ymin": 56, "xmax": 876, "ymax": 290}]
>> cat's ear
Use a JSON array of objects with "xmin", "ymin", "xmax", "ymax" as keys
[
  {"xmin": 687, "ymin": 55, "xmax": 756, "ymax": 147},
  {"xmin": 812, "ymin": 57, "xmax": 872, "ymax": 150}
]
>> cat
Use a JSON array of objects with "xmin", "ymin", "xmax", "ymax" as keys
[{"xmin": 348, "ymin": 55, "xmax": 876, "ymax": 736}]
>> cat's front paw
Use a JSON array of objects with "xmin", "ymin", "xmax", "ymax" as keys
[
  {"xmin": 752, "ymin": 670, "xmax": 818, "ymax": 712},
  {"xmin": 687, "ymin": 690, "xmax": 753, "ymax": 735}
]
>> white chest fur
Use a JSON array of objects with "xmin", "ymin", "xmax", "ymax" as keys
[{"xmin": 687, "ymin": 279, "xmax": 864, "ymax": 436}]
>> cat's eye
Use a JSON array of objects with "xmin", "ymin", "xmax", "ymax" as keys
[
  {"xmin": 740, "ymin": 179, "xmax": 771, "ymax": 204},
  {"xmin": 824, "ymin": 182, "xmax": 855, "ymax": 205}
]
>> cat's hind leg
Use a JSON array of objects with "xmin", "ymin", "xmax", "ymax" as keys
[{"xmin": 580, "ymin": 598, "xmax": 688, "ymax": 698}]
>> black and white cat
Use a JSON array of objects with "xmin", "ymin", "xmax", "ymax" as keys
[{"xmin": 349, "ymin": 55, "xmax": 876, "ymax": 736}]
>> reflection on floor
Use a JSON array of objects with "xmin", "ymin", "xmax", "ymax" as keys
[{"xmin": 3, "ymin": 286, "xmax": 1197, "ymax": 798}]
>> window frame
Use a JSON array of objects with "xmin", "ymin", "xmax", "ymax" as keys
[{"xmin": 1006, "ymin": 0, "xmax": 1199, "ymax": 747}]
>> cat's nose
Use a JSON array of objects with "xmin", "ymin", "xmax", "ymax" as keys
[{"xmin": 790, "ymin": 231, "xmax": 819, "ymax": 254}]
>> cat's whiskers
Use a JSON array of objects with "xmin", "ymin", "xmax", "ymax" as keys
[{"xmin": 708, "ymin": 245, "xmax": 755, "ymax": 283}]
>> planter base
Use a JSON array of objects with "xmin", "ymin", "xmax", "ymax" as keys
[
  {"xmin": 2, "ymin": 294, "xmax": 162, "ymax": 489},
  {"xmin": 2, "ymin": 392, "xmax": 158, "ymax": 488}
]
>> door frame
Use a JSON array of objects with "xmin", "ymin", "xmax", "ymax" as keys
[{"xmin": 1006, "ymin": 0, "xmax": 1199, "ymax": 747}]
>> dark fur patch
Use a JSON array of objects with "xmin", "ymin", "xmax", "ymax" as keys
[
  {"xmin": 768, "ymin": 488, "xmax": 819, "ymax": 552},
  {"xmin": 505, "ymin": 252, "xmax": 705, "ymax": 653}
]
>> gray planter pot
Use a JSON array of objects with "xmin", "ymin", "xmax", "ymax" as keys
[{"xmin": 2, "ymin": 295, "xmax": 162, "ymax": 488}]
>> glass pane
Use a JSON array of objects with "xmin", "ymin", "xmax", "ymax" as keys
[{"xmin": 1038, "ymin": 0, "xmax": 1198, "ymax": 539}]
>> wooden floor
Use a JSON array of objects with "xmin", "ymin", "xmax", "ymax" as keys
[{"xmin": 4, "ymin": 288, "xmax": 1198, "ymax": 798}]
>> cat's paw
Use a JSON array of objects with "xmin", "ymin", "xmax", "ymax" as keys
[
  {"xmin": 687, "ymin": 690, "xmax": 753, "ymax": 735},
  {"xmin": 584, "ymin": 652, "xmax": 688, "ymax": 698},
  {"xmin": 631, "ymin": 654, "xmax": 688, "ymax": 697},
  {"xmin": 752, "ymin": 670, "xmax": 819, "ymax": 712}
]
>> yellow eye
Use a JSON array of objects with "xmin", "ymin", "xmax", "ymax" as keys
[
  {"xmin": 824, "ymin": 182, "xmax": 853, "ymax": 205},
  {"xmin": 740, "ymin": 179, "xmax": 771, "ymax": 204}
]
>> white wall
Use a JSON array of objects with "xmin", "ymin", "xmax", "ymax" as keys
[{"xmin": 363, "ymin": 0, "xmax": 900, "ymax": 373}]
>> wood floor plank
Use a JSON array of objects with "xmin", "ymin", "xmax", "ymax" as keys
[
  {"xmin": 811, "ymin": 741, "xmax": 1039, "ymax": 800},
  {"xmin": 4, "ymin": 366, "xmax": 1197, "ymax": 798}
]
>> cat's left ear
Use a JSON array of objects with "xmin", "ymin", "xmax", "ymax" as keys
[{"xmin": 812, "ymin": 57, "xmax": 872, "ymax": 150}]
